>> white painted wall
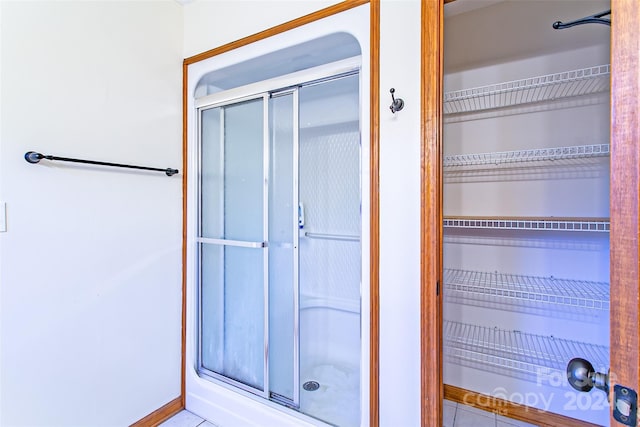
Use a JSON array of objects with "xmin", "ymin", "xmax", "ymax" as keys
[
  {"xmin": 378, "ymin": 2, "xmax": 422, "ymax": 426},
  {"xmin": 183, "ymin": 0, "xmax": 341, "ymax": 58},
  {"xmin": 0, "ymin": 1, "xmax": 183, "ymax": 425}
]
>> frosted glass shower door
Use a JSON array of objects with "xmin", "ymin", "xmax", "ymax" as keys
[
  {"xmin": 198, "ymin": 93, "xmax": 299, "ymax": 404},
  {"xmin": 196, "ymin": 70, "xmax": 360, "ymax": 422},
  {"xmin": 199, "ymin": 97, "xmax": 268, "ymax": 395},
  {"xmin": 268, "ymin": 91, "xmax": 299, "ymax": 406}
]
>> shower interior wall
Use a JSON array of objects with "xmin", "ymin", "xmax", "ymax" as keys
[
  {"xmin": 298, "ymin": 80, "xmax": 361, "ymax": 306},
  {"xmin": 298, "ymin": 76, "xmax": 362, "ymax": 427}
]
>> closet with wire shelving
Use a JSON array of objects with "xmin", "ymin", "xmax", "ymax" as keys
[{"xmin": 442, "ymin": 1, "xmax": 612, "ymax": 425}]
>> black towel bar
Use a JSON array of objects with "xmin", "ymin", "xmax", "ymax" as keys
[{"xmin": 24, "ymin": 151, "xmax": 179, "ymax": 176}]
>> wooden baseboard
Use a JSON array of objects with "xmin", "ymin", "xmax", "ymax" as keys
[
  {"xmin": 444, "ymin": 384, "xmax": 601, "ymax": 427},
  {"xmin": 130, "ymin": 396, "xmax": 184, "ymax": 427}
]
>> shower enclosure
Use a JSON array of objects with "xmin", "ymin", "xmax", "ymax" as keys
[{"xmin": 196, "ymin": 67, "xmax": 361, "ymax": 427}]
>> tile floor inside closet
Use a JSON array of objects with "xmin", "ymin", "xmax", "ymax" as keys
[
  {"xmin": 160, "ymin": 400, "xmax": 539, "ymax": 427},
  {"xmin": 443, "ymin": 400, "xmax": 537, "ymax": 427}
]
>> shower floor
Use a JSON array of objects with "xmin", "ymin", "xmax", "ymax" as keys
[{"xmin": 300, "ymin": 362, "xmax": 360, "ymax": 427}]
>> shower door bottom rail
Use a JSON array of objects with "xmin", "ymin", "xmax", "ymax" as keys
[{"xmin": 270, "ymin": 392, "xmax": 298, "ymax": 409}]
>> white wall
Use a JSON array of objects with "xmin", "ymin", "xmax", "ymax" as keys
[
  {"xmin": 378, "ymin": 2, "xmax": 422, "ymax": 426},
  {"xmin": 0, "ymin": 1, "xmax": 184, "ymax": 425},
  {"xmin": 183, "ymin": 1, "xmax": 423, "ymax": 426},
  {"xmin": 183, "ymin": 0, "xmax": 341, "ymax": 58}
]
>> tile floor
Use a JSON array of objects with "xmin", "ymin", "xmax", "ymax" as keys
[
  {"xmin": 159, "ymin": 410, "xmax": 216, "ymax": 427},
  {"xmin": 444, "ymin": 400, "xmax": 538, "ymax": 427},
  {"xmin": 162, "ymin": 401, "xmax": 539, "ymax": 427}
]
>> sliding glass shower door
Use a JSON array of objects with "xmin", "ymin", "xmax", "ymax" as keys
[
  {"xmin": 198, "ymin": 92, "xmax": 299, "ymax": 405},
  {"xmin": 268, "ymin": 91, "xmax": 298, "ymax": 405},
  {"xmin": 199, "ymin": 96, "xmax": 270, "ymax": 395},
  {"xmin": 196, "ymin": 71, "xmax": 361, "ymax": 425}
]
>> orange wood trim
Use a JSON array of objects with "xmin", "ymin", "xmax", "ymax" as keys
[
  {"xmin": 444, "ymin": 385, "xmax": 600, "ymax": 427},
  {"xmin": 421, "ymin": 0, "xmax": 444, "ymax": 426},
  {"xmin": 609, "ymin": 1, "xmax": 640, "ymax": 425},
  {"xmin": 184, "ymin": 0, "xmax": 369, "ymax": 66},
  {"xmin": 369, "ymin": 2, "xmax": 380, "ymax": 426},
  {"xmin": 129, "ymin": 397, "xmax": 183, "ymax": 427},
  {"xmin": 181, "ymin": 60, "xmax": 188, "ymax": 408}
]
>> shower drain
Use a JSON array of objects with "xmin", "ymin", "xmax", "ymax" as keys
[{"xmin": 303, "ymin": 381, "xmax": 320, "ymax": 391}]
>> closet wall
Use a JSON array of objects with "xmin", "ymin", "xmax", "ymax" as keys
[{"xmin": 443, "ymin": 1, "xmax": 611, "ymax": 425}]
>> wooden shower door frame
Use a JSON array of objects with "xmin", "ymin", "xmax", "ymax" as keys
[
  {"xmin": 420, "ymin": 1, "xmax": 640, "ymax": 426},
  {"xmin": 178, "ymin": 1, "xmax": 381, "ymax": 427}
]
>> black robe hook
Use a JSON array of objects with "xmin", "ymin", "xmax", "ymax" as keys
[{"xmin": 389, "ymin": 88, "xmax": 404, "ymax": 113}]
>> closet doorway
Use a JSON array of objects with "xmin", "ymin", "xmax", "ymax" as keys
[{"xmin": 422, "ymin": 1, "xmax": 640, "ymax": 426}]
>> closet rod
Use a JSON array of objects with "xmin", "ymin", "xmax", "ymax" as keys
[
  {"xmin": 24, "ymin": 151, "xmax": 179, "ymax": 176},
  {"xmin": 553, "ymin": 9, "xmax": 610, "ymax": 29}
]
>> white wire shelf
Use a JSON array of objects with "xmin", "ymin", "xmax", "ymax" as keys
[
  {"xmin": 444, "ymin": 320, "xmax": 609, "ymax": 377},
  {"xmin": 443, "ymin": 217, "xmax": 610, "ymax": 232},
  {"xmin": 444, "ymin": 64, "xmax": 610, "ymax": 114},
  {"xmin": 444, "ymin": 269, "xmax": 609, "ymax": 310},
  {"xmin": 444, "ymin": 144, "xmax": 609, "ymax": 168}
]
